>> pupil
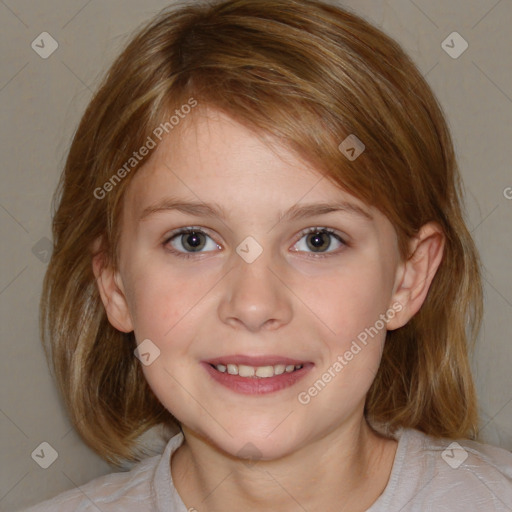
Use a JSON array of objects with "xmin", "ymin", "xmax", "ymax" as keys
[
  {"xmin": 184, "ymin": 231, "xmax": 203, "ymax": 251},
  {"xmin": 308, "ymin": 231, "xmax": 329, "ymax": 251}
]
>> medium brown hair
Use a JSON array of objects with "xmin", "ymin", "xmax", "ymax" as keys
[{"xmin": 41, "ymin": 0, "xmax": 483, "ymax": 466}]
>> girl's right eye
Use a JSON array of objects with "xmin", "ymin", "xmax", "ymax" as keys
[{"xmin": 163, "ymin": 228, "xmax": 221, "ymax": 259}]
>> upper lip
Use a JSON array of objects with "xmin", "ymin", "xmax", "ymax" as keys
[{"xmin": 204, "ymin": 355, "xmax": 310, "ymax": 366}]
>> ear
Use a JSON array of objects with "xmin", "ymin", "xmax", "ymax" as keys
[
  {"xmin": 386, "ymin": 222, "xmax": 445, "ymax": 330},
  {"xmin": 91, "ymin": 241, "xmax": 134, "ymax": 333}
]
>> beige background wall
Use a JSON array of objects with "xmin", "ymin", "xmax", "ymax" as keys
[{"xmin": 1, "ymin": 0, "xmax": 511, "ymax": 510}]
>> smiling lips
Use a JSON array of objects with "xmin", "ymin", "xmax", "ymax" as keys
[
  {"xmin": 214, "ymin": 362, "xmax": 303, "ymax": 378},
  {"xmin": 203, "ymin": 356, "xmax": 313, "ymax": 394}
]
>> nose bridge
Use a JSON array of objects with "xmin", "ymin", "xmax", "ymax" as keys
[{"xmin": 218, "ymin": 239, "xmax": 292, "ymax": 331}]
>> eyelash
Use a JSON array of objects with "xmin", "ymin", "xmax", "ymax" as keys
[{"xmin": 162, "ymin": 226, "xmax": 348, "ymax": 260}]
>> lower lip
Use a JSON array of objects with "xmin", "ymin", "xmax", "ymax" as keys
[{"xmin": 202, "ymin": 363, "xmax": 313, "ymax": 395}]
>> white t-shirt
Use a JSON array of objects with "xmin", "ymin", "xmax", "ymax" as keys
[{"xmin": 18, "ymin": 427, "xmax": 512, "ymax": 511}]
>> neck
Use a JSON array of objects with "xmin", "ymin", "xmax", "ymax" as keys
[{"xmin": 171, "ymin": 415, "xmax": 397, "ymax": 512}]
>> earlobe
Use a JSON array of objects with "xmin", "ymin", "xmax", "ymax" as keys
[
  {"xmin": 92, "ymin": 250, "xmax": 134, "ymax": 333},
  {"xmin": 387, "ymin": 222, "xmax": 445, "ymax": 330}
]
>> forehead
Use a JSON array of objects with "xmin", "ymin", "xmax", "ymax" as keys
[{"xmin": 120, "ymin": 108, "xmax": 389, "ymax": 235}]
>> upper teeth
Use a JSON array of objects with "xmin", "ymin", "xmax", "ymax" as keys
[{"xmin": 214, "ymin": 363, "xmax": 303, "ymax": 378}]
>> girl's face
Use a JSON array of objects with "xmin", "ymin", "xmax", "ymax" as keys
[{"xmin": 109, "ymin": 108, "xmax": 408, "ymax": 460}]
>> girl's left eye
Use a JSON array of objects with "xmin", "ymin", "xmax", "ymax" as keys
[
  {"xmin": 163, "ymin": 226, "xmax": 347, "ymax": 259},
  {"xmin": 292, "ymin": 227, "xmax": 347, "ymax": 257}
]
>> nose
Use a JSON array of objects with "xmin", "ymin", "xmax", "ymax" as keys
[{"xmin": 217, "ymin": 249, "xmax": 293, "ymax": 333}]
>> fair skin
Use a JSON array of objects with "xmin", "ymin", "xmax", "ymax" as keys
[{"xmin": 93, "ymin": 108, "xmax": 444, "ymax": 512}]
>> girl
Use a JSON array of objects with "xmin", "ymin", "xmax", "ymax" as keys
[{"xmin": 23, "ymin": 0, "xmax": 512, "ymax": 510}]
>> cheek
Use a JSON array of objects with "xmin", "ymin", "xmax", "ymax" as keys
[
  {"xmin": 293, "ymin": 255, "xmax": 391, "ymax": 346},
  {"xmin": 127, "ymin": 265, "xmax": 208, "ymax": 342}
]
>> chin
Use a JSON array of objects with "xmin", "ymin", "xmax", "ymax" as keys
[{"xmin": 192, "ymin": 421, "xmax": 305, "ymax": 463}]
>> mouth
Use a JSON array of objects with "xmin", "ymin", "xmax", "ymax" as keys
[
  {"xmin": 202, "ymin": 356, "xmax": 313, "ymax": 395},
  {"xmin": 209, "ymin": 362, "xmax": 304, "ymax": 378}
]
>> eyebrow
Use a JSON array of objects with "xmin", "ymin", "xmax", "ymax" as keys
[{"xmin": 139, "ymin": 197, "xmax": 373, "ymax": 223}]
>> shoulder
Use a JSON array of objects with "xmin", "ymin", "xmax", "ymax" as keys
[
  {"xmin": 18, "ymin": 455, "xmax": 159, "ymax": 512},
  {"xmin": 18, "ymin": 433, "xmax": 186, "ymax": 512},
  {"xmin": 376, "ymin": 427, "xmax": 512, "ymax": 511}
]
